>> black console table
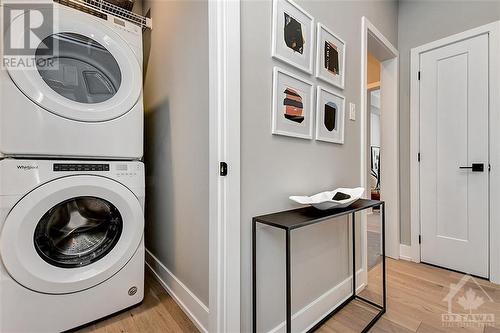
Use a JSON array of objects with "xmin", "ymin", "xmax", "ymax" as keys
[{"xmin": 252, "ymin": 199, "xmax": 386, "ymax": 333}]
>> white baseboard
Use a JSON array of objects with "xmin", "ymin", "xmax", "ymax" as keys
[
  {"xmin": 267, "ymin": 269, "xmax": 365, "ymax": 333},
  {"xmin": 399, "ymin": 244, "xmax": 413, "ymax": 261},
  {"xmin": 145, "ymin": 249, "xmax": 209, "ymax": 333}
]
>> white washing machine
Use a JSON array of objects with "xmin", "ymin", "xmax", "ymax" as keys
[
  {"xmin": 0, "ymin": 1, "xmax": 144, "ymax": 159},
  {"xmin": 0, "ymin": 159, "xmax": 145, "ymax": 332}
]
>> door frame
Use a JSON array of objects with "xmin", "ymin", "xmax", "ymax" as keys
[
  {"xmin": 208, "ymin": 0, "xmax": 241, "ymax": 332},
  {"xmin": 360, "ymin": 17, "xmax": 400, "ymax": 271},
  {"xmin": 409, "ymin": 21, "xmax": 500, "ymax": 283}
]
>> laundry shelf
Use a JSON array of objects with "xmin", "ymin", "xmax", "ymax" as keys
[{"xmin": 55, "ymin": 0, "xmax": 152, "ymax": 30}]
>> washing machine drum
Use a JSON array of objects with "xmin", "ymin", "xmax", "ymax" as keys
[
  {"xmin": 33, "ymin": 196, "xmax": 123, "ymax": 269},
  {"xmin": 0, "ymin": 176, "xmax": 143, "ymax": 294},
  {"xmin": 4, "ymin": 5, "xmax": 142, "ymax": 122}
]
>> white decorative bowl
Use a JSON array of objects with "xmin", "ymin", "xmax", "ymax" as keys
[{"xmin": 289, "ymin": 187, "xmax": 365, "ymax": 210}]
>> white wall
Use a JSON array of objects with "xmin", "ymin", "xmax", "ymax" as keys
[
  {"xmin": 240, "ymin": 1, "xmax": 398, "ymax": 331},
  {"xmin": 398, "ymin": 0, "xmax": 500, "ymax": 245},
  {"xmin": 371, "ymin": 112, "xmax": 380, "ymax": 147},
  {"xmin": 370, "ymin": 90, "xmax": 381, "ymax": 147},
  {"xmin": 142, "ymin": 0, "xmax": 209, "ymax": 308}
]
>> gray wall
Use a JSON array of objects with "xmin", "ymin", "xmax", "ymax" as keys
[
  {"xmin": 398, "ymin": 0, "xmax": 500, "ymax": 245},
  {"xmin": 142, "ymin": 0, "xmax": 210, "ymax": 306},
  {"xmin": 240, "ymin": 1, "xmax": 398, "ymax": 331}
]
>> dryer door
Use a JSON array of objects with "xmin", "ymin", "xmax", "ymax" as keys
[
  {"xmin": 0, "ymin": 176, "xmax": 143, "ymax": 294},
  {"xmin": 4, "ymin": 5, "xmax": 141, "ymax": 122}
]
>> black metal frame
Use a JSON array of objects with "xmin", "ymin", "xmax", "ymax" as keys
[{"xmin": 252, "ymin": 200, "xmax": 386, "ymax": 333}]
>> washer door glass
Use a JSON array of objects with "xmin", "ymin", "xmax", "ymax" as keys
[
  {"xmin": 35, "ymin": 33, "xmax": 122, "ymax": 104},
  {"xmin": 34, "ymin": 196, "xmax": 123, "ymax": 268}
]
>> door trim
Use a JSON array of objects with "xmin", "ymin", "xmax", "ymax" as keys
[
  {"xmin": 410, "ymin": 21, "xmax": 500, "ymax": 283},
  {"xmin": 360, "ymin": 17, "xmax": 400, "ymax": 273},
  {"xmin": 208, "ymin": 0, "xmax": 241, "ymax": 332}
]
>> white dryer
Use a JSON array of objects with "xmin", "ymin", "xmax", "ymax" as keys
[
  {"xmin": 0, "ymin": 1, "xmax": 144, "ymax": 159},
  {"xmin": 0, "ymin": 159, "xmax": 145, "ymax": 332}
]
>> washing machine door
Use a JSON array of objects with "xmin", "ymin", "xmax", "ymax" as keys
[
  {"xmin": 4, "ymin": 5, "xmax": 141, "ymax": 122},
  {"xmin": 0, "ymin": 175, "xmax": 143, "ymax": 294}
]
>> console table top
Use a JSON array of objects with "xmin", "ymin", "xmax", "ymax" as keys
[{"xmin": 253, "ymin": 199, "xmax": 384, "ymax": 230}]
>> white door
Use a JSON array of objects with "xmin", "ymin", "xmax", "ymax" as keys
[{"xmin": 420, "ymin": 33, "xmax": 489, "ymax": 278}]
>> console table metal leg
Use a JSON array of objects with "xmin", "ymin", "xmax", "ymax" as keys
[
  {"xmin": 286, "ymin": 229, "xmax": 292, "ymax": 333},
  {"xmin": 352, "ymin": 212, "xmax": 356, "ymax": 298},
  {"xmin": 357, "ymin": 204, "xmax": 387, "ymax": 333},
  {"xmin": 252, "ymin": 220, "xmax": 257, "ymax": 333}
]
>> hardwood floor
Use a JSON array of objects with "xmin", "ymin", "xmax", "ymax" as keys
[
  {"xmin": 319, "ymin": 259, "xmax": 500, "ymax": 333},
  {"xmin": 74, "ymin": 259, "xmax": 500, "ymax": 333},
  {"xmin": 73, "ymin": 269, "xmax": 199, "ymax": 333}
]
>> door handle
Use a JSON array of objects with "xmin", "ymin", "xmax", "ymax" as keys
[{"xmin": 459, "ymin": 163, "xmax": 484, "ymax": 172}]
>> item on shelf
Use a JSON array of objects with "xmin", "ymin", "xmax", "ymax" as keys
[
  {"xmin": 289, "ymin": 187, "xmax": 365, "ymax": 210},
  {"xmin": 105, "ymin": 0, "xmax": 135, "ymax": 11},
  {"xmin": 332, "ymin": 192, "xmax": 350, "ymax": 201}
]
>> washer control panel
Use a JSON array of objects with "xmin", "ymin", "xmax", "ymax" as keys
[
  {"xmin": 115, "ymin": 163, "xmax": 140, "ymax": 177},
  {"xmin": 53, "ymin": 163, "xmax": 110, "ymax": 172}
]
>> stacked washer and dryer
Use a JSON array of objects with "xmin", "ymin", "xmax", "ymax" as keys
[{"xmin": 0, "ymin": 1, "xmax": 148, "ymax": 332}]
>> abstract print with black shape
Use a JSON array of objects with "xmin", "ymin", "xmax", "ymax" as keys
[
  {"xmin": 284, "ymin": 13, "xmax": 304, "ymax": 54},
  {"xmin": 324, "ymin": 41, "xmax": 339, "ymax": 75},
  {"xmin": 324, "ymin": 102, "xmax": 337, "ymax": 131},
  {"xmin": 283, "ymin": 88, "xmax": 304, "ymax": 123}
]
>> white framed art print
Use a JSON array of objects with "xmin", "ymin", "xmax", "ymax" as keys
[
  {"xmin": 315, "ymin": 86, "xmax": 345, "ymax": 144},
  {"xmin": 271, "ymin": 0, "xmax": 314, "ymax": 74},
  {"xmin": 272, "ymin": 67, "xmax": 314, "ymax": 139},
  {"xmin": 315, "ymin": 23, "xmax": 346, "ymax": 89}
]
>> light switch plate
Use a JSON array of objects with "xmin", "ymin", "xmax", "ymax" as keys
[{"xmin": 349, "ymin": 103, "xmax": 356, "ymax": 121}]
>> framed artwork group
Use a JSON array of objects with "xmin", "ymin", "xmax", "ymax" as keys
[{"xmin": 270, "ymin": 0, "xmax": 347, "ymax": 144}]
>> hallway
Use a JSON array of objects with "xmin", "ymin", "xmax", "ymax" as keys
[{"xmin": 319, "ymin": 259, "xmax": 500, "ymax": 332}]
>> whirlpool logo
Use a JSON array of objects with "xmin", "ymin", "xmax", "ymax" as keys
[{"xmin": 17, "ymin": 165, "xmax": 39, "ymax": 170}]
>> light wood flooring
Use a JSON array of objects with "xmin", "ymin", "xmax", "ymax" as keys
[
  {"xmin": 73, "ymin": 269, "xmax": 198, "ymax": 333},
  {"xmin": 76, "ymin": 259, "xmax": 500, "ymax": 333},
  {"xmin": 319, "ymin": 259, "xmax": 500, "ymax": 333}
]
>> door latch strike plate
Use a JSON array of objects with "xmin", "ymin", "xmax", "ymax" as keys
[{"xmin": 220, "ymin": 162, "xmax": 228, "ymax": 176}]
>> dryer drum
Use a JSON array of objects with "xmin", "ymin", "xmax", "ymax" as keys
[
  {"xmin": 33, "ymin": 196, "xmax": 123, "ymax": 268},
  {"xmin": 35, "ymin": 32, "xmax": 122, "ymax": 104}
]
